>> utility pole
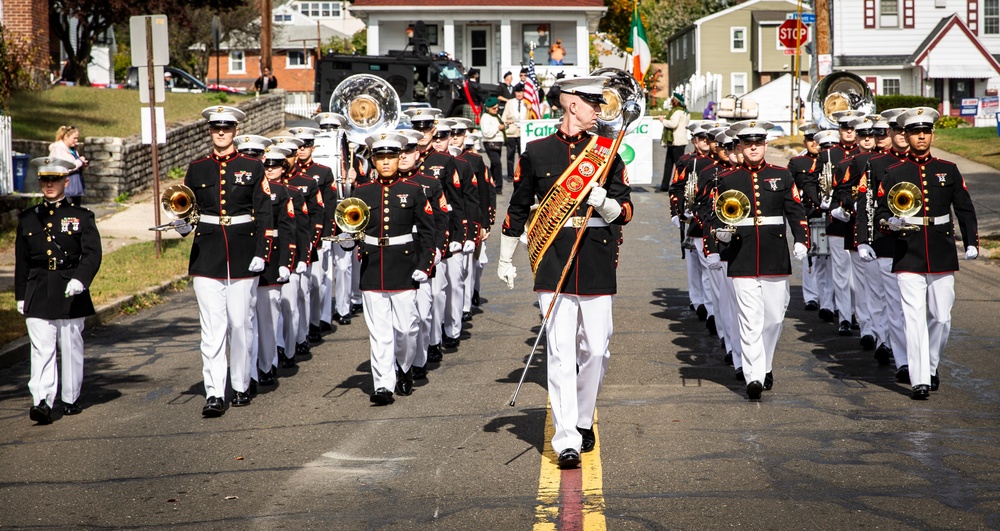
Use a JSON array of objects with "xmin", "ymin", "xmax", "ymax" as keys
[
  {"xmin": 815, "ymin": 0, "xmax": 831, "ymax": 78},
  {"xmin": 260, "ymin": 0, "xmax": 273, "ymax": 72}
]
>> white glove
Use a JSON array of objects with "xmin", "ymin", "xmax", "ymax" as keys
[
  {"xmin": 17, "ymin": 300, "xmax": 24, "ymax": 315},
  {"xmin": 249, "ymin": 256, "xmax": 266, "ymax": 273},
  {"xmin": 966, "ymin": 246, "xmax": 979, "ymax": 260},
  {"xmin": 671, "ymin": 215, "xmax": 681, "ymax": 229},
  {"xmin": 463, "ymin": 240, "xmax": 476, "ymax": 253},
  {"xmin": 793, "ymin": 242, "xmax": 808, "ymax": 261},
  {"xmin": 587, "ymin": 183, "xmax": 622, "ymax": 223},
  {"xmin": 449, "ymin": 241, "xmax": 463, "ymax": 253},
  {"xmin": 683, "ymin": 209, "xmax": 694, "ymax": 220},
  {"xmin": 412, "ymin": 270, "xmax": 429, "ymax": 283},
  {"xmin": 339, "ymin": 239, "xmax": 356, "ymax": 250},
  {"xmin": 173, "ymin": 220, "xmax": 193, "ymax": 236},
  {"xmin": 830, "ymin": 206, "xmax": 850, "ymax": 222},
  {"xmin": 886, "ymin": 216, "xmax": 904, "ymax": 231},
  {"xmin": 295, "ymin": 261, "xmax": 308, "ymax": 274},
  {"xmin": 277, "ymin": 266, "xmax": 291, "ymax": 282},
  {"xmin": 857, "ymin": 244, "xmax": 876, "ymax": 263},
  {"xmin": 321, "ymin": 240, "xmax": 332, "ymax": 251},
  {"xmin": 706, "ymin": 253, "xmax": 723, "ymax": 270},
  {"xmin": 64, "ymin": 279, "xmax": 85, "ymax": 298},
  {"xmin": 433, "ymin": 249, "xmax": 442, "ymax": 266},
  {"xmin": 586, "ymin": 182, "xmax": 608, "ymax": 207},
  {"xmin": 715, "ymin": 229, "xmax": 732, "ymax": 243},
  {"xmin": 497, "ymin": 234, "xmax": 519, "ymax": 289},
  {"xmin": 820, "ymin": 197, "xmax": 832, "ymax": 210}
]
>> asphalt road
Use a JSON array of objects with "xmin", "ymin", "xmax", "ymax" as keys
[{"xmin": 2, "ymin": 146, "xmax": 1000, "ymax": 529}]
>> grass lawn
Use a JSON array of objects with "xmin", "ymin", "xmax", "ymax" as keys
[
  {"xmin": 7, "ymin": 86, "xmax": 248, "ymax": 141},
  {"xmin": 932, "ymin": 127, "xmax": 1000, "ymax": 171},
  {"xmin": 0, "ymin": 238, "xmax": 192, "ymax": 346}
]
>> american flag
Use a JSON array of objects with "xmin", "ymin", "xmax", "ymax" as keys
[{"xmin": 523, "ymin": 58, "xmax": 543, "ymax": 119}]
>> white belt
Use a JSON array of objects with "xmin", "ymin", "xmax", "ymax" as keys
[
  {"xmin": 200, "ymin": 214, "xmax": 253, "ymax": 226},
  {"xmin": 563, "ymin": 216, "xmax": 609, "ymax": 229},
  {"xmin": 731, "ymin": 216, "xmax": 784, "ymax": 227},
  {"xmin": 359, "ymin": 233, "xmax": 413, "ymax": 246},
  {"xmin": 902, "ymin": 214, "xmax": 950, "ymax": 226}
]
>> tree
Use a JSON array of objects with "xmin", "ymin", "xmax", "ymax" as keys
[
  {"xmin": 51, "ymin": 0, "xmax": 248, "ymax": 86},
  {"xmin": 599, "ymin": 0, "xmax": 740, "ymax": 62}
]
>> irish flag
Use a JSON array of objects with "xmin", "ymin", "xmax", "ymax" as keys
[{"xmin": 630, "ymin": 1, "xmax": 651, "ymax": 86}]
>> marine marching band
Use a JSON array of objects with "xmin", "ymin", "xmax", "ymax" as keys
[{"xmin": 13, "ymin": 69, "xmax": 979, "ymax": 472}]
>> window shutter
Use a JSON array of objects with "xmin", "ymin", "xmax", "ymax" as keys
[
  {"xmin": 865, "ymin": 0, "xmax": 876, "ymax": 28},
  {"xmin": 968, "ymin": 0, "xmax": 979, "ymax": 34},
  {"xmin": 903, "ymin": 0, "xmax": 915, "ymax": 28}
]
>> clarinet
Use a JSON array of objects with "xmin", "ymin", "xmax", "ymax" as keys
[{"xmin": 865, "ymin": 160, "xmax": 875, "ymax": 245}]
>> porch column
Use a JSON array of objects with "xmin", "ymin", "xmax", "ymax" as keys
[
  {"xmin": 500, "ymin": 19, "xmax": 512, "ymax": 72},
  {"xmin": 444, "ymin": 20, "xmax": 456, "ymax": 59},
  {"xmin": 943, "ymin": 78, "xmax": 951, "ymax": 115},
  {"xmin": 576, "ymin": 20, "xmax": 588, "ymax": 68},
  {"xmin": 367, "ymin": 20, "xmax": 380, "ymax": 55}
]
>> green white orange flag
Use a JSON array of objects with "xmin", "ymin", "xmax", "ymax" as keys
[{"xmin": 630, "ymin": 1, "xmax": 651, "ymax": 86}]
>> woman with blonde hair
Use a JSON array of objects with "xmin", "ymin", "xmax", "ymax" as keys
[{"xmin": 48, "ymin": 125, "xmax": 89, "ymax": 205}]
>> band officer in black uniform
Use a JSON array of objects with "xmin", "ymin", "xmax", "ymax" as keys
[{"xmin": 16, "ymin": 157, "xmax": 103, "ymax": 424}]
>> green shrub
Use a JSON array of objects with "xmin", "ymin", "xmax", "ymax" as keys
[
  {"xmin": 875, "ymin": 95, "xmax": 940, "ymax": 111},
  {"xmin": 934, "ymin": 116, "xmax": 968, "ymax": 129},
  {"xmin": 167, "ymin": 167, "xmax": 185, "ymax": 180},
  {"xmin": 206, "ymin": 92, "xmax": 230, "ymax": 104}
]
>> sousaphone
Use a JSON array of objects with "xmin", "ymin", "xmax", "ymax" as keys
[
  {"xmin": 329, "ymin": 74, "xmax": 402, "ymax": 144},
  {"xmin": 808, "ymin": 72, "xmax": 875, "ymax": 130},
  {"xmin": 589, "ymin": 67, "xmax": 646, "ymax": 138}
]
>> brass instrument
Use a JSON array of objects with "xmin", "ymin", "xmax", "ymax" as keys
[
  {"xmin": 809, "ymin": 72, "xmax": 875, "ymax": 130},
  {"xmin": 324, "ymin": 197, "xmax": 371, "ymax": 243},
  {"xmin": 149, "ymin": 184, "xmax": 199, "ymax": 231},
  {"xmin": 329, "ymin": 74, "xmax": 402, "ymax": 145},
  {"xmin": 819, "ymin": 154, "xmax": 834, "ymax": 204},
  {"xmin": 879, "ymin": 181, "xmax": 923, "ymax": 231},
  {"xmin": 590, "ymin": 67, "xmax": 646, "ymax": 138},
  {"xmin": 714, "ymin": 189, "xmax": 751, "ymax": 235},
  {"xmin": 863, "ymin": 162, "xmax": 875, "ymax": 244}
]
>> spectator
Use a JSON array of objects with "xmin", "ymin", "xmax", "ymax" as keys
[
  {"xmin": 656, "ymin": 93, "xmax": 689, "ymax": 193},
  {"xmin": 497, "ymin": 71, "xmax": 515, "ymax": 114},
  {"xmin": 254, "ymin": 67, "xmax": 278, "ymax": 94},
  {"xmin": 48, "ymin": 125, "xmax": 89, "ymax": 206},
  {"xmin": 703, "ymin": 101, "xmax": 716, "ymax": 120},
  {"xmin": 163, "ymin": 71, "xmax": 174, "ymax": 90},
  {"xmin": 501, "ymin": 83, "xmax": 529, "ymax": 184},
  {"xmin": 549, "ymin": 39, "xmax": 566, "ymax": 65}
]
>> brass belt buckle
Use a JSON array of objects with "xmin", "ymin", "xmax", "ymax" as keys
[
  {"xmin": 571, "ymin": 217, "xmax": 585, "ymax": 228},
  {"xmin": 378, "ymin": 236, "xmax": 389, "ymax": 246},
  {"xmin": 922, "ymin": 217, "xmax": 932, "ymax": 226},
  {"xmin": 220, "ymin": 215, "xmax": 232, "ymax": 226},
  {"xmin": 755, "ymin": 217, "xmax": 764, "ymax": 225},
  {"xmin": 48, "ymin": 257, "xmax": 57, "ymax": 271}
]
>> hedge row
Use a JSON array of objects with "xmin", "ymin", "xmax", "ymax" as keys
[{"xmin": 875, "ymin": 95, "xmax": 941, "ymax": 111}]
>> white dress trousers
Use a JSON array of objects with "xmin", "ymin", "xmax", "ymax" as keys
[
  {"xmin": 693, "ymin": 238, "xmax": 715, "ymax": 318},
  {"xmin": 255, "ymin": 285, "xmax": 282, "ymax": 373},
  {"xmin": 800, "ymin": 255, "xmax": 820, "ymax": 304},
  {"xmin": 296, "ymin": 269, "xmax": 310, "ymax": 344},
  {"xmin": 849, "ymin": 251, "xmax": 875, "ymax": 336},
  {"xmin": 333, "ymin": 244, "xmax": 354, "ymax": 317},
  {"xmin": 26, "ymin": 317, "xmax": 85, "ymax": 407},
  {"xmin": 321, "ymin": 243, "xmax": 335, "ymax": 323},
  {"xmin": 473, "ymin": 241, "xmax": 488, "ymax": 297},
  {"xmin": 538, "ymin": 292, "xmax": 614, "ymax": 454},
  {"xmin": 192, "ymin": 276, "xmax": 258, "ymax": 397},
  {"xmin": 309, "ymin": 246, "xmax": 331, "ymax": 327},
  {"xmin": 828, "ymin": 236, "xmax": 854, "ymax": 320},
  {"xmin": 718, "ymin": 266, "xmax": 743, "ymax": 369},
  {"xmin": 462, "ymin": 248, "xmax": 475, "ymax": 312},
  {"xmin": 414, "ymin": 279, "xmax": 434, "ymax": 367},
  {"xmin": 897, "ymin": 272, "xmax": 955, "ymax": 387},
  {"xmin": 351, "ymin": 251, "xmax": 363, "ymax": 306},
  {"xmin": 362, "ymin": 290, "xmax": 419, "ymax": 392},
  {"xmin": 877, "ymin": 258, "xmax": 908, "ymax": 368},
  {"xmin": 685, "ymin": 237, "xmax": 707, "ymax": 310},
  {"xmin": 814, "ymin": 255, "xmax": 834, "ymax": 311},
  {"xmin": 732, "ymin": 276, "xmax": 790, "ymax": 385},
  {"xmin": 279, "ymin": 273, "xmax": 301, "ymax": 357},
  {"xmin": 430, "ymin": 263, "xmax": 446, "ymax": 346},
  {"xmin": 442, "ymin": 252, "xmax": 466, "ymax": 339}
]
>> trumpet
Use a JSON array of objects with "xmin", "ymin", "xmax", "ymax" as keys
[
  {"xmin": 323, "ymin": 197, "xmax": 371, "ymax": 243},
  {"xmin": 714, "ymin": 189, "xmax": 751, "ymax": 236},
  {"xmin": 150, "ymin": 184, "xmax": 199, "ymax": 231},
  {"xmin": 879, "ymin": 181, "xmax": 923, "ymax": 231}
]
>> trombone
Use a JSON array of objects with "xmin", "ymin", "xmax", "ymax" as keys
[{"xmin": 149, "ymin": 184, "xmax": 199, "ymax": 231}]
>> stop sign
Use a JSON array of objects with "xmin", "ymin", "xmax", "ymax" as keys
[{"xmin": 778, "ymin": 19, "xmax": 809, "ymax": 49}]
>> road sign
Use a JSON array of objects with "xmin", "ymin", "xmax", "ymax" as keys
[
  {"xmin": 787, "ymin": 13, "xmax": 816, "ymax": 23},
  {"xmin": 778, "ymin": 19, "xmax": 809, "ymax": 49},
  {"xmin": 129, "ymin": 15, "xmax": 169, "ymax": 67},
  {"xmin": 136, "ymin": 66, "xmax": 165, "ymax": 104}
]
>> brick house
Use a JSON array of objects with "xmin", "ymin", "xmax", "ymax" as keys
[{"xmin": 1, "ymin": 0, "xmax": 53, "ymax": 75}]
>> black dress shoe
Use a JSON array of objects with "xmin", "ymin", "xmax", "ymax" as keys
[
  {"xmin": 706, "ymin": 315, "xmax": 717, "ymax": 336},
  {"xmin": 370, "ymin": 388, "xmax": 394, "ymax": 405},
  {"xmin": 202, "ymin": 397, "xmax": 225, "ymax": 417},
  {"xmin": 351, "ymin": 303, "xmax": 363, "ymax": 315},
  {"xmin": 818, "ymin": 308, "xmax": 835, "ymax": 322},
  {"xmin": 838, "ymin": 320, "xmax": 853, "ymax": 336},
  {"xmin": 472, "ymin": 290, "xmax": 481, "ymax": 307},
  {"xmin": 281, "ymin": 355, "xmax": 297, "ymax": 368},
  {"xmin": 295, "ymin": 342, "xmax": 311, "ymax": 356},
  {"xmin": 63, "ymin": 401, "xmax": 83, "ymax": 415},
  {"xmin": 320, "ymin": 321, "xmax": 333, "ymax": 332},
  {"xmin": 412, "ymin": 365, "xmax": 428, "ymax": 380},
  {"xmin": 231, "ymin": 391, "xmax": 252, "ymax": 407},
  {"xmin": 29, "ymin": 401, "xmax": 52, "ymax": 424},
  {"xmin": 804, "ymin": 300, "xmax": 819, "ymax": 311},
  {"xmin": 337, "ymin": 314, "xmax": 352, "ymax": 325},
  {"xmin": 911, "ymin": 384, "xmax": 930, "ymax": 400},
  {"xmin": 734, "ymin": 367, "xmax": 744, "ymax": 381},
  {"xmin": 462, "ymin": 311, "xmax": 473, "ymax": 322},
  {"xmin": 724, "ymin": 352, "xmax": 734, "ymax": 366},
  {"xmin": 427, "ymin": 344, "xmax": 443, "ymax": 362},
  {"xmin": 851, "ymin": 315, "xmax": 860, "ymax": 330},
  {"xmin": 746, "ymin": 381, "xmax": 764, "ymax": 400},
  {"xmin": 259, "ymin": 368, "xmax": 276, "ymax": 386},
  {"xmin": 557, "ymin": 448, "xmax": 581, "ymax": 469},
  {"xmin": 696, "ymin": 304, "xmax": 708, "ymax": 321},
  {"xmin": 860, "ymin": 334, "xmax": 876, "ymax": 350},
  {"xmin": 396, "ymin": 368, "xmax": 414, "ymax": 396},
  {"xmin": 874, "ymin": 344, "xmax": 892, "ymax": 366},
  {"xmin": 930, "ymin": 374, "xmax": 940, "ymax": 391},
  {"xmin": 248, "ymin": 379, "xmax": 258, "ymax": 397},
  {"xmin": 763, "ymin": 372, "xmax": 774, "ymax": 391},
  {"xmin": 689, "ymin": 303, "xmax": 696, "ymax": 311},
  {"xmin": 276, "ymin": 346, "xmax": 285, "ymax": 358},
  {"xmin": 307, "ymin": 326, "xmax": 322, "ymax": 343},
  {"xmin": 579, "ymin": 427, "xmax": 596, "ymax": 453},
  {"xmin": 895, "ymin": 365, "xmax": 909, "ymax": 383},
  {"xmin": 442, "ymin": 336, "xmax": 460, "ymax": 349}
]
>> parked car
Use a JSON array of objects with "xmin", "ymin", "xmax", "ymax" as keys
[{"xmin": 124, "ymin": 67, "xmax": 245, "ymax": 94}]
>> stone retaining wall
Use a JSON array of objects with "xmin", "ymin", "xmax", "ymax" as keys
[{"xmin": 11, "ymin": 94, "xmax": 284, "ymax": 201}]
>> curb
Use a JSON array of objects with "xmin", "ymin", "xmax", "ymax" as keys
[{"xmin": 0, "ymin": 274, "xmax": 189, "ymax": 371}]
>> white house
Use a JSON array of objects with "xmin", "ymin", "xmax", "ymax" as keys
[
  {"xmin": 832, "ymin": 0, "xmax": 1000, "ymax": 115},
  {"xmin": 347, "ymin": 0, "xmax": 607, "ymax": 85},
  {"xmin": 279, "ymin": 0, "xmax": 366, "ymax": 38}
]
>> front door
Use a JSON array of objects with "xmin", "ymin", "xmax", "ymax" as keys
[{"xmin": 465, "ymin": 25, "xmax": 493, "ymax": 84}]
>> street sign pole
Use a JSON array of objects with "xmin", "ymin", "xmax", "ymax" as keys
[
  {"xmin": 792, "ymin": 0, "xmax": 804, "ymax": 136},
  {"xmin": 145, "ymin": 17, "xmax": 163, "ymax": 258}
]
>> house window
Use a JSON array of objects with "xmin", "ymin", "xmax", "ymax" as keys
[
  {"xmin": 273, "ymin": 13, "xmax": 292, "ymax": 23},
  {"xmin": 287, "ymin": 50, "xmax": 311, "ymax": 68},
  {"xmin": 883, "ymin": 78, "xmax": 900, "ymax": 95},
  {"xmin": 986, "ymin": 0, "xmax": 1000, "ymax": 35},
  {"xmin": 682, "ymin": 34, "xmax": 688, "ymax": 59},
  {"xmin": 228, "ymin": 50, "xmax": 245, "ymax": 73},
  {"xmin": 880, "ymin": 0, "xmax": 899, "ymax": 28},
  {"xmin": 731, "ymin": 72, "xmax": 747, "ymax": 95},
  {"xmin": 296, "ymin": 1, "xmax": 340, "ymax": 18},
  {"xmin": 731, "ymin": 27, "xmax": 746, "ymax": 52},
  {"xmin": 522, "ymin": 24, "xmax": 550, "ymax": 63}
]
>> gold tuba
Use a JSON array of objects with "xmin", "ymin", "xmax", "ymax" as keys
[
  {"xmin": 150, "ymin": 184, "xmax": 198, "ymax": 231},
  {"xmin": 808, "ymin": 72, "xmax": 875, "ymax": 130},
  {"xmin": 325, "ymin": 197, "xmax": 370, "ymax": 243},
  {"xmin": 589, "ymin": 67, "xmax": 646, "ymax": 138},
  {"xmin": 714, "ymin": 189, "xmax": 751, "ymax": 236}
]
